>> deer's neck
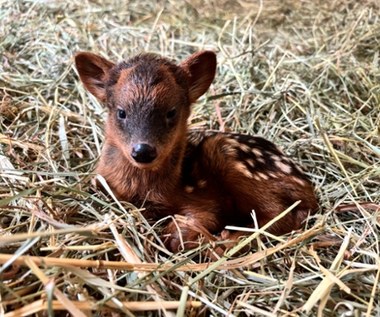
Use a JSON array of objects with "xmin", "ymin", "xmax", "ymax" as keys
[{"xmin": 96, "ymin": 141, "xmax": 186, "ymax": 204}]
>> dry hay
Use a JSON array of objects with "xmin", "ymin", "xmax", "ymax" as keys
[{"xmin": 0, "ymin": 0, "xmax": 379, "ymax": 316}]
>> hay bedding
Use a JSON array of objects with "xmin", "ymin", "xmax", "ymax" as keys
[{"xmin": 0, "ymin": 0, "xmax": 379, "ymax": 316}]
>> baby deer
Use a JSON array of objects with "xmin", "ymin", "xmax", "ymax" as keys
[{"xmin": 75, "ymin": 50, "xmax": 318, "ymax": 251}]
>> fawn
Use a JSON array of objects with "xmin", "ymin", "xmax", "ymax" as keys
[{"xmin": 75, "ymin": 50, "xmax": 318, "ymax": 251}]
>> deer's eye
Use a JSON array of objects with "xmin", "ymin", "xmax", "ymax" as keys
[
  {"xmin": 166, "ymin": 108, "xmax": 177, "ymax": 119},
  {"xmin": 117, "ymin": 109, "xmax": 126, "ymax": 119}
]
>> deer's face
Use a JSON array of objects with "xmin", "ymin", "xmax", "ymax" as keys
[{"xmin": 75, "ymin": 51, "xmax": 216, "ymax": 170}]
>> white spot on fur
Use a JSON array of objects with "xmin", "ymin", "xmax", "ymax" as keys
[
  {"xmin": 292, "ymin": 176, "xmax": 307, "ymax": 186},
  {"xmin": 234, "ymin": 161, "xmax": 253, "ymax": 178},
  {"xmin": 252, "ymin": 148, "xmax": 263, "ymax": 157},
  {"xmin": 275, "ymin": 160, "xmax": 292, "ymax": 174},
  {"xmin": 269, "ymin": 172, "xmax": 279, "ymax": 179},
  {"xmin": 239, "ymin": 144, "xmax": 251, "ymax": 153},
  {"xmin": 185, "ymin": 186, "xmax": 194, "ymax": 193},
  {"xmin": 197, "ymin": 180, "xmax": 207, "ymax": 188},
  {"xmin": 258, "ymin": 157, "xmax": 265, "ymax": 164},
  {"xmin": 271, "ymin": 154, "xmax": 281, "ymax": 162},
  {"xmin": 246, "ymin": 159, "xmax": 255, "ymax": 168},
  {"xmin": 257, "ymin": 172, "xmax": 269, "ymax": 180},
  {"xmin": 225, "ymin": 137, "xmax": 241, "ymax": 147}
]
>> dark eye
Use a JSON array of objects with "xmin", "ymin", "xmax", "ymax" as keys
[
  {"xmin": 117, "ymin": 109, "xmax": 126, "ymax": 119},
  {"xmin": 166, "ymin": 108, "xmax": 177, "ymax": 120}
]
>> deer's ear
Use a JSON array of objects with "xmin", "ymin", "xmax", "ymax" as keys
[
  {"xmin": 75, "ymin": 52, "xmax": 115, "ymax": 102},
  {"xmin": 180, "ymin": 51, "xmax": 216, "ymax": 103}
]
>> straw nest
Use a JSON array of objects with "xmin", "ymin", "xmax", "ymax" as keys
[{"xmin": 0, "ymin": 0, "xmax": 379, "ymax": 316}]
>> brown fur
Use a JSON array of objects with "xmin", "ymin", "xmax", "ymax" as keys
[{"xmin": 75, "ymin": 51, "xmax": 318, "ymax": 252}]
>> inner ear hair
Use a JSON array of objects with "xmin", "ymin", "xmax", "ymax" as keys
[
  {"xmin": 181, "ymin": 51, "xmax": 217, "ymax": 103},
  {"xmin": 75, "ymin": 52, "xmax": 115, "ymax": 102}
]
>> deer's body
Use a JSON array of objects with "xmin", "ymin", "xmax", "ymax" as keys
[{"xmin": 75, "ymin": 51, "xmax": 318, "ymax": 251}]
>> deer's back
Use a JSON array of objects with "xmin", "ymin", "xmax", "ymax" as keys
[{"xmin": 179, "ymin": 130, "xmax": 318, "ymax": 234}]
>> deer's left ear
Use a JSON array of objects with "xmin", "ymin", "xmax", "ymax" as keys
[{"xmin": 180, "ymin": 51, "xmax": 216, "ymax": 103}]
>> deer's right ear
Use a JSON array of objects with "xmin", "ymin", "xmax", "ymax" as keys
[{"xmin": 75, "ymin": 52, "xmax": 115, "ymax": 102}]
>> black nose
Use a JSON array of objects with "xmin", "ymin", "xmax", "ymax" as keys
[{"xmin": 131, "ymin": 143, "xmax": 157, "ymax": 163}]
